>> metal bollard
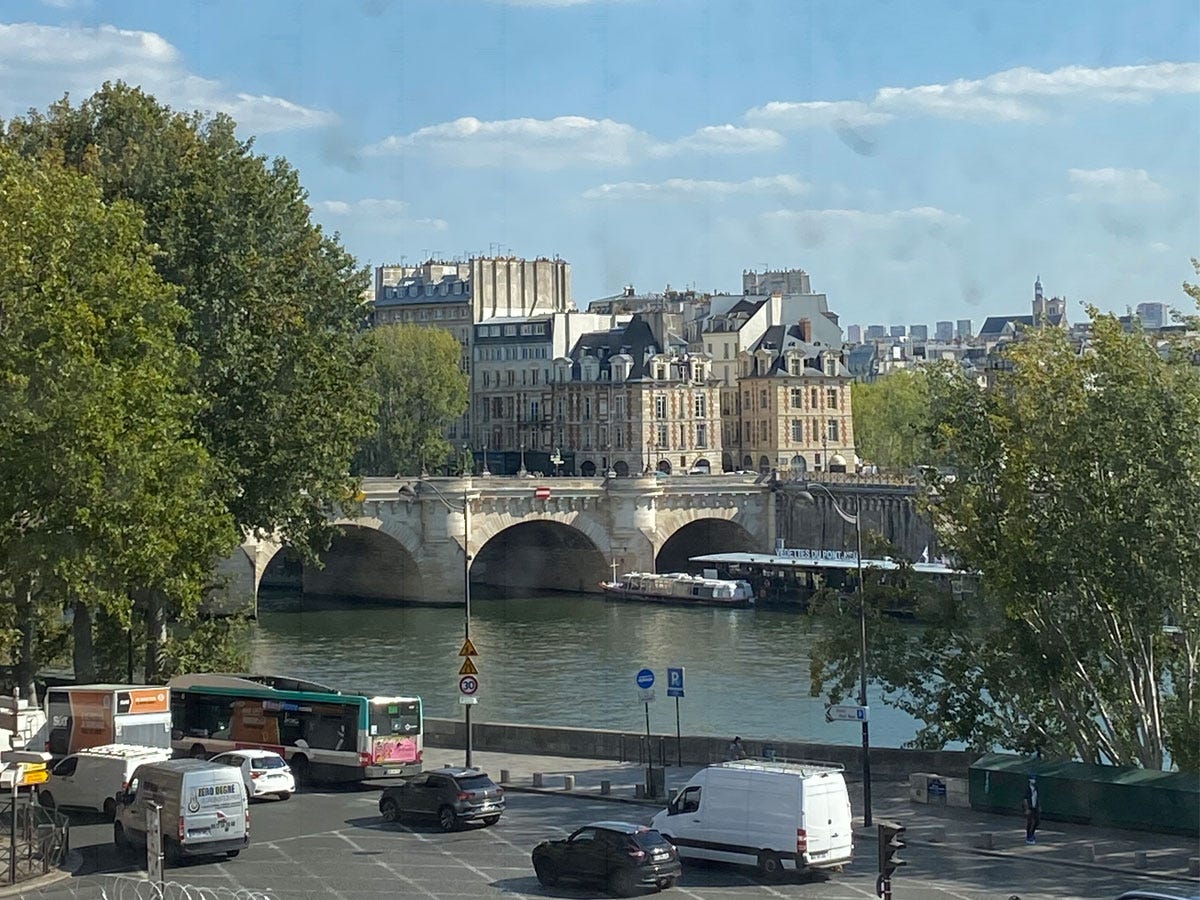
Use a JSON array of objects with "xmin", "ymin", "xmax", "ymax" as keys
[
  {"xmin": 532, "ymin": 772, "xmax": 544, "ymax": 788},
  {"xmin": 499, "ymin": 769, "xmax": 510, "ymax": 784},
  {"xmin": 600, "ymin": 780, "xmax": 611, "ymax": 796},
  {"xmin": 563, "ymin": 775, "xmax": 575, "ymax": 791},
  {"xmin": 1134, "ymin": 850, "xmax": 1148, "ymax": 869}
]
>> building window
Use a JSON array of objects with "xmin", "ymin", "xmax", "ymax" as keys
[
  {"xmin": 789, "ymin": 357, "xmax": 802, "ymax": 376},
  {"xmin": 584, "ymin": 397, "xmax": 592, "ymax": 420},
  {"xmin": 507, "ymin": 371, "xmax": 515, "ymax": 386},
  {"xmin": 657, "ymin": 423, "xmax": 669, "ymax": 448},
  {"xmin": 827, "ymin": 387, "xmax": 838, "ymax": 409},
  {"xmin": 792, "ymin": 419, "xmax": 804, "ymax": 443},
  {"xmin": 655, "ymin": 395, "xmax": 667, "ymax": 419},
  {"xmin": 598, "ymin": 396, "xmax": 609, "ymax": 417},
  {"xmin": 694, "ymin": 393, "xmax": 706, "ymax": 418},
  {"xmin": 615, "ymin": 395, "xmax": 625, "ymax": 418},
  {"xmin": 530, "ymin": 400, "xmax": 540, "ymax": 421},
  {"xmin": 811, "ymin": 387, "xmax": 819, "ymax": 408},
  {"xmin": 790, "ymin": 388, "xmax": 803, "ymax": 409},
  {"xmin": 759, "ymin": 389, "xmax": 768, "ymax": 409},
  {"xmin": 696, "ymin": 424, "xmax": 708, "ymax": 448},
  {"xmin": 760, "ymin": 421, "xmax": 768, "ymax": 441},
  {"xmin": 828, "ymin": 420, "xmax": 839, "ymax": 441},
  {"xmin": 482, "ymin": 372, "xmax": 491, "ymax": 388}
]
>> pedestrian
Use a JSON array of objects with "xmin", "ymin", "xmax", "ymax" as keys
[
  {"xmin": 1022, "ymin": 775, "xmax": 1040, "ymax": 844},
  {"xmin": 727, "ymin": 736, "xmax": 747, "ymax": 760}
]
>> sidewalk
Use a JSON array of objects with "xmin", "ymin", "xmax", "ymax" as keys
[{"xmin": 427, "ymin": 744, "xmax": 1200, "ymax": 884}]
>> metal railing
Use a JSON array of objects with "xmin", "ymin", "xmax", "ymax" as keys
[{"xmin": 0, "ymin": 796, "xmax": 69, "ymax": 885}]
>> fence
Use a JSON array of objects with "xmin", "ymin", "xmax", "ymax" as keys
[
  {"xmin": 0, "ymin": 795, "xmax": 69, "ymax": 886},
  {"xmin": 97, "ymin": 878, "xmax": 275, "ymax": 900}
]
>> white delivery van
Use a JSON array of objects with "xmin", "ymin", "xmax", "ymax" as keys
[
  {"xmin": 41, "ymin": 744, "xmax": 173, "ymax": 818},
  {"xmin": 113, "ymin": 758, "xmax": 249, "ymax": 864},
  {"xmin": 650, "ymin": 759, "xmax": 853, "ymax": 878}
]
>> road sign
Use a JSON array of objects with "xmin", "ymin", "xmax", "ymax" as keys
[
  {"xmin": 458, "ymin": 657, "xmax": 479, "ymax": 676},
  {"xmin": 459, "ymin": 675, "xmax": 478, "ymax": 696},
  {"xmin": 636, "ymin": 668, "xmax": 655, "ymax": 689},
  {"xmin": 638, "ymin": 688, "xmax": 655, "ymax": 703},
  {"xmin": 534, "ymin": 486, "xmax": 551, "ymax": 500},
  {"xmin": 18, "ymin": 769, "xmax": 48, "ymax": 786},
  {"xmin": 666, "ymin": 666, "xmax": 685, "ymax": 698},
  {"xmin": 459, "ymin": 638, "xmax": 478, "ymax": 657},
  {"xmin": 825, "ymin": 704, "xmax": 870, "ymax": 723},
  {"xmin": 458, "ymin": 695, "xmax": 478, "ymax": 705}
]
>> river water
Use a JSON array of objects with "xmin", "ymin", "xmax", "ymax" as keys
[{"xmin": 250, "ymin": 590, "xmax": 929, "ymax": 748}]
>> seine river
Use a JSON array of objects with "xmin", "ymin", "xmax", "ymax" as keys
[{"xmin": 250, "ymin": 590, "xmax": 930, "ymax": 748}]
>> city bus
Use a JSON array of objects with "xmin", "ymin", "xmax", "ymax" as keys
[{"xmin": 167, "ymin": 674, "xmax": 423, "ymax": 784}]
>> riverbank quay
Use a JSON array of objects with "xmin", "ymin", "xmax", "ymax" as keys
[{"xmin": 426, "ymin": 742, "xmax": 1200, "ymax": 885}]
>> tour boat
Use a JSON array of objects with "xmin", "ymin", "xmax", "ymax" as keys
[{"xmin": 599, "ymin": 572, "xmax": 755, "ymax": 608}]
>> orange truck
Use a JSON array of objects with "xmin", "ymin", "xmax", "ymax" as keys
[{"xmin": 38, "ymin": 685, "xmax": 171, "ymax": 756}]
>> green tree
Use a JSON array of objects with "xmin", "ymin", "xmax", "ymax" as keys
[
  {"xmin": 851, "ymin": 370, "xmax": 932, "ymax": 472},
  {"xmin": 0, "ymin": 147, "xmax": 235, "ymax": 695},
  {"xmin": 354, "ymin": 325, "xmax": 470, "ymax": 476},
  {"xmin": 2, "ymin": 83, "xmax": 374, "ymax": 553},
  {"xmin": 861, "ymin": 312, "xmax": 1198, "ymax": 769}
]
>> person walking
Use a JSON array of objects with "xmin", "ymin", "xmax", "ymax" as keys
[
  {"xmin": 1022, "ymin": 775, "xmax": 1040, "ymax": 844},
  {"xmin": 727, "ymin": 736, "xmax": 747, "ymax": 761}
]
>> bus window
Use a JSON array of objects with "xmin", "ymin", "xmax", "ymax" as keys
[{"xmin": 370, "ymin": 701, "xmax": 420, "ymax": 736}]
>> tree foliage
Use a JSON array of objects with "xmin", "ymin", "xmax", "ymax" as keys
[
  {"xmin": 850, "ymin": 370, "xmax": 932, "ymax": 472},
  {"xmin": 2, "ymin": 83, "xmax": 374, "ymax": 554},
  {"xmin": 0, "ymin": 145, "xmax": 235, "ymax": 694},
  {"xmin": 353, "ymin": 324, "xmax": 469, "ymax": 476},
  {"xmin": 815, "ymin": 308, "xmax": 1200, "ymax": 770}
]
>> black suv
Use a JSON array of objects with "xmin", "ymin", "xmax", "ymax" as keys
[
  {"xmin": 532, "ymin": 821, "xmax": 681, "ymax": 897},
  {"xmin": 378, "ymin": 767, "xmax": 504, "ymax": 831}
]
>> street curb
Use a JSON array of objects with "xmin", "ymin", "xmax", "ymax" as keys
[
  {"xmin": 502, "ymin": 784, "xmax": 664, "ymax": 808},
  {"xmin": 0, "ymin": 848, "xmax": 83, "ymax": 898}
]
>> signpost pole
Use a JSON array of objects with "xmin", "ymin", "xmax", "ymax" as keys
[
  {"xmin": 643, "ymin": 700, "xmax": 652, "ymax": 792},
  {"xmin": 9, "ymin": 768, "xmax": 16, "ymax": 885},
  {"xmin": 674, "ymin": 697, "xmax": 681, "ymax": 767},
  {"xmin": 463, "ymin": 488, "xmax": 472, "ymax": 770}
]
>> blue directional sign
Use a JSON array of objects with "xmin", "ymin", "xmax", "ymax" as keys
[
  {"xmin": 666, "ymin": 666, "xmax": 685, "ymax": 698},
  {"xmin": 636, "ymin": 668, "xmax": 655, "ymax": 689}
]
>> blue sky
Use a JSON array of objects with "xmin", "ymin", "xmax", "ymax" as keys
[{"xmin": 2, "ymin": 0, "xmax": 1197, "ymax": 329}]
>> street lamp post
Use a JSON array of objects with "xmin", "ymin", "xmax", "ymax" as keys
[
  {"xmin": 796, "ymin": 481, "xmax": 872, "ymax": 827},
  {"xmin": 400, "ymin": 479, "xmax": 475, "ymax": 769}
]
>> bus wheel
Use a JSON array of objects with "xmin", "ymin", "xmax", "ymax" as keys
[
  {"xmin": 189, "ymin": 744, "xmax": 207, "ymax": 760},
  {"xmin": 290, "ymin": 755, "xmax": 310, "ymax": 789}
]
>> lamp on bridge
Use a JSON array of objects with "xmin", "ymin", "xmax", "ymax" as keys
[
  {"xmin": 550, "ymin": 448, "xmax": 563, "ymax": 477},
  {"xmin": 795, "ymin": 481, "xmax": 872, "ymax": 827},
  {"xmin": 399, "ymin": 479, "xmax": 475, "ymax": 769}
]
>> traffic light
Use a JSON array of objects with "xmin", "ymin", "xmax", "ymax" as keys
[{"xmin": 878, "ymin": 820, "xmax": 907, "ymax": 879}]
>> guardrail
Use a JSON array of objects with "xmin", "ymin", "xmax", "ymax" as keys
[{"xmin": 0, "ymin": 796, "xmax": 69, "ymax": 885}]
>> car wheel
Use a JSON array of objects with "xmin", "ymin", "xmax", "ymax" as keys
[
  {"xmin": 657, "ymin": 875, "xmax": 677, "ymax": 890},
  {"xmin": 437, "ymin": 805, "xmax": 458, "ymax": 832},
  {"xmin": 482, "ymin": 814, "xmax": 500, "ymax": 826},
  {"xmin": 290, "ymin": 755, "xmax": 310, "ymax": 789},
  {"xmin": 608, "ymin": 867, "xmax": 639, "ymax": 898},
  {"xmin": 38, "ymin": 791, "xmax": 54, "ymax": 810},
  {"xmin": 226, "ymin": 849, "xmax": 240, "ymax": 859},
  {"xmin": 277, "ymin": 791, "xmax": 292, "ymax": 801},
  {"xmin": 756, "ymin": 850, "xmax": 784, "ymax": 880},
  {"xmin": 113, "ymin": 823, "xmax": 132, "ymax": 857},
  {"xmin": 533, "ymin": 858, "xmax": 558, "ymax": 886},
  {"xmin": 189, "ymin": 744, "xmax": 207, "ymax": 760},
  {"xmin": 379, "ymin": 797, "xmax": 400, "ymax": 823}
]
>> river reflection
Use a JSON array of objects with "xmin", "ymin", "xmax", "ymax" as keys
[{"xmin": 250, "ymin": 589, "xmax": 927, "ymax": 748}]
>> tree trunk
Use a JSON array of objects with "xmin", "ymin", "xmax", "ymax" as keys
[
  {"xmin": 142, "ymin": 592, "xmax": 166, "ymax": 684},
  {"xmin": 72, "ymin": 600, "xmax": 96, "ymax": 682}
]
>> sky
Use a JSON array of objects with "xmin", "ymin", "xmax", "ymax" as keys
[{"xmin": 1, "ymin": 0, "xmax": 1198, "ymax": 330}]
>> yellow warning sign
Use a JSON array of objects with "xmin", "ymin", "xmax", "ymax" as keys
[
  {"xmin": 20, "ymin": 770, "xmax": 49, "ymax": 787},
  {"xmin": 458, "ymin": 657, "xmax": 479, "ymax": 676},
  {"xmin": 458, "ymin": 638, "xmax": 479, "ymax": 657}
]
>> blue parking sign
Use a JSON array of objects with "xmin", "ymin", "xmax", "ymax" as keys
[{"xmin": 667, "ymin": 666, "xmax": 684, "ymax": 698}]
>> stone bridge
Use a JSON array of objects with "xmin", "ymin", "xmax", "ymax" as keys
[{"xmin": 215, "ymin": 474, "xmax": 778, "ymax": 609}]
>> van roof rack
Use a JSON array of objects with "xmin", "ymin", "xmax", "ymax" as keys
[{"xmin": 719, "ymin": 757, "xmax": 845, "ymax": 774}]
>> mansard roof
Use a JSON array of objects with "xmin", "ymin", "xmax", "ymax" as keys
[{"xmin": 568, "ymin": 314, "xmax": 660, "ymax": 379}]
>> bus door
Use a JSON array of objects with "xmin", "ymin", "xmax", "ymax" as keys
[{"xmin": 368, "ymin": 699, "xmax": 421, "ymax": 766}]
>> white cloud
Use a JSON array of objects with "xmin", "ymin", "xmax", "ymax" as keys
[
  {"xmin": 749, "ymin": 61, "xmax": 1200, "ymax": 128},
  {"xmin": 1067, "ymin": 167, "xmax": 1165, "ymax": 201},
  {"xmin": 582, "ymin": 175, "xmax": 809, "ymax": 201},
  {"xmin": 314, "ymin": 198, "xmax": 448, "ymax": 231},
  {"xmin": 655, "ymin": 124, "xmax": 785, "ymax": 156},
  {"xmin": 763, "ymin": 206, "xmax": 967, "ymax": 228},
  {"xmin": 0, "ymin": 21, "xmax": 334, "ymax": 133}
]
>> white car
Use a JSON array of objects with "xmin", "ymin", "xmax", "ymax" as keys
[{"xmin": 209, "ymin": 750, "xmax": 295, "ymax": 801}]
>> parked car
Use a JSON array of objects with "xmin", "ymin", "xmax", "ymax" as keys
[
  {"xmin": 531, "ymin": 821, "xmax": 682, "ymax": 897},
  {"xmin": 378, "ymin": 766, "xmax": 504, "ymax": 831},
  {"xmin": 209, "ymin": 749, "xmax": 295, "ymax": 801},
  {"xmin": 39, "ymin": 744, "xmax": 173, "ymax": 819}
]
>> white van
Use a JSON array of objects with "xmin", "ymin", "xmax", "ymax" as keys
[
  {"xmin": 113, "ymin": 758, "xmax": 249, "ymax": 864},
  {"xmin": 650, "ymin": 760, "xmax": 853, "ymax": 878},
  {"xmin": 41, "ymin": 744, "xmax": 172, "ymax": 818}
]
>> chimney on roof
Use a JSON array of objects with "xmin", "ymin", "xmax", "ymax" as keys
[
  {"xmin": 624, "ymin": 285, "xmax": 635, "ymax": 298},
  {"xmin": 798, "ymin": 318, "xmax": 811, "ymax": 342}
]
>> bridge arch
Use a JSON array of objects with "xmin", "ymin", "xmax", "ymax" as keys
[
  {"xmin": 262, "ymin": 523, "xmax": 426, "ymax": 602},
  {"xmin": 472, "ymin": 517, "xmax": 609, "ymax": 594},
  {"xmin": 654, "ymin": 513, "xmax": 759, "ymax": 573}
]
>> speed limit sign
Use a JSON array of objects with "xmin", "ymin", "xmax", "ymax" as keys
[{"xmin": 459, "ymin": 675, "xmax": 478, "ymax": 695}]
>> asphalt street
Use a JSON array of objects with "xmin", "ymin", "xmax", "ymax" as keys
[{"xmin": 7, "ymin": 783, "xmax": 1183, "ymax": 900}]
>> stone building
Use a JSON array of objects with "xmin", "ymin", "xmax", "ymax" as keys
[
  {"xmin": 735, "ymin": 318, "xmax": 855, "ymax": 475},
  {"xmin": 550, "ymin": 316, "xmax": 723, "ymax": 476}
]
